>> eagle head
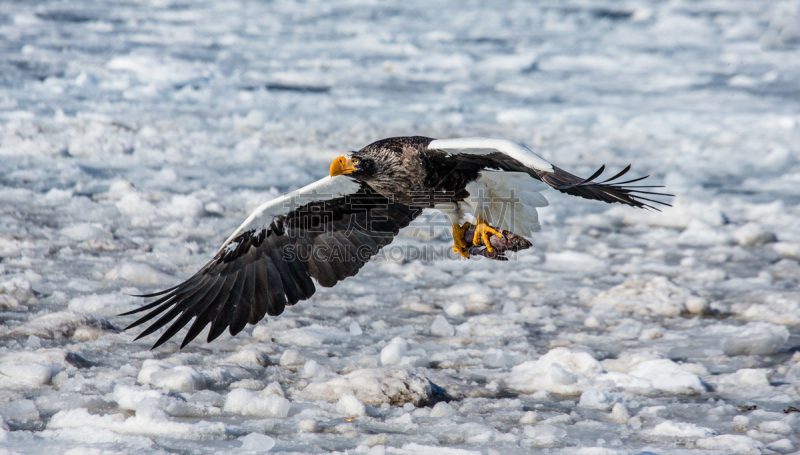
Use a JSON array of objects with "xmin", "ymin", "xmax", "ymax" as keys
[{"xmin": 329, "ymin": 148, "xmax": 400, "ymax": 182}]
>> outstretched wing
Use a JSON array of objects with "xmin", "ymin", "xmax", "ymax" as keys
[
  {"xmin": 427, "ymin": 137, "xmax": 671, "ymax": 210},
  {"xmin": 122, "ymin": 176, "xmax": 420, "ymax": 349}
]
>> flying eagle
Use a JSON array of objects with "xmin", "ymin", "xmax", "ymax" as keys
[{"xmin": 124, "ymin": 136, "xmax": 669, "ymax": 348}]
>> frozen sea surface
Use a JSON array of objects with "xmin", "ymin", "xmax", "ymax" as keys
[{"xmin": 2, "ymin": 0, "xmax": 800, "ymax": 454}]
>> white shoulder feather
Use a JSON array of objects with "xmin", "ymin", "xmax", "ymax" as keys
[
  {"xmin": 218, "ymin": 175, "xmax": 361, "ymax": 252},
  {"xmin": 428, "ymin": 137, "xmax": 554, "ymax": 173}
]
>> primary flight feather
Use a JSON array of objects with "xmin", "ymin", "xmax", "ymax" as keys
[{"xmin": 123, "ymin": 136, "xmax": 670, "ymax": 348}]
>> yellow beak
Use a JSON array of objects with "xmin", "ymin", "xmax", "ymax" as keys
[{"xmin": 330, "ymin": 156, "xmax": 357, "ymax": 177}]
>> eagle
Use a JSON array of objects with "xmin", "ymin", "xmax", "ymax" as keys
[{"xmin": 124, "ymin": 136, "xmax": 669, "ymax": 349}]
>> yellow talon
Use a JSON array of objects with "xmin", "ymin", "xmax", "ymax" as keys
[
  {"xmin": 452, "ymin": 222, "xmax": 471, "ymax": 258},
  {"xmin": 472, "ymin": 217, "xmax": 503, "ymax": 253},
  {"xmin": 452, "ymin": 245, "xmax": 469, "ymax": 258}
]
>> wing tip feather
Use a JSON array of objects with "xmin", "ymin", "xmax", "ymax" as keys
[{"xmin": 543, "ymin": 164, "xmax": 673, "ymax": 210}]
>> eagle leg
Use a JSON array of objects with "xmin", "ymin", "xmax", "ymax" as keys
[
  {"xmin": 472, "ymin": 217, "xmax": 503, "ymax": 253},
  {"xmin": 452, "ymin": 222, "xmax": 471, "ymax": 258}
]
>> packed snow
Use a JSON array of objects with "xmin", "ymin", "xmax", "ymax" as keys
[{"xmin": 1, "ymin": 0, "xmax": 800, "ymax": 454}]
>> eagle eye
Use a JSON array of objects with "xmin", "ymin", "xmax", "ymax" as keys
[{"xmin": 351, "ymin": 158, "xmax": 360, "ymax": 165}]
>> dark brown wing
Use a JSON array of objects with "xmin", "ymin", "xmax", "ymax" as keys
[
  {"xmin": 122, "ymin": 183, "xmax": 420, "ymax": 349},
  {"xmin": 425, "ymin": 140, "xmax": 671, "ymax": 211}
]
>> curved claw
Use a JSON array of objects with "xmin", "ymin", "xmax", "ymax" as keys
[
  {"xmin": 472, "ymin": 218, "xmax": 503, "ymax": 253},
  {"xmin": 452, "ymin": 245, "xmax": 470, "ymax": 258},
  {"xmin": 452, "ymin": 222, "xmax": 471, "ymax": 258}
]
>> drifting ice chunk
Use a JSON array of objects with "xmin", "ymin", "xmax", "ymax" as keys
[
  {"xmin": 159, "ymin": 194, "xmax": 205, "ymax": 218},
  {"xmin": 239, "ymin": 433, "xmax": 276, "ymax": 452},
  {"xmin": 429, "ymin": 401, "xmax": 457, "ymax": 418},
  {"xmin": 578, "ymin": 389, "xmax": 614, "ymax": 411},
  {"xmin": 115, "ymin": 384, "xmax": 171, "ymax": 411},
  {"xmin": 610, "ymin": 320, "xmax": 642, "ymax": 339},
  {"xmin": 349, "ymin": 321, "xmax": 363, "ymax": 336},
  {"xmin": 106, "ymin": 179, "xmax": 134, "ymax": 200},
  {"xmin": 444, "ymin": 302, "xmax": 466, "ymax": 318},
  {"xmin": 734, "ymin": 368, "xmax": 771, "ymax": 387},
  {"xmin": 1, "ymin": 348, "xmax": 83, "ymax": 369},
  {"xmin": 0, "ymin": 399, "xmax": 39, "ymax": 422},
  {"xmin": 1, "ymin": 276, "xmax": 36, "ymax": 306},
  {"xmin": 430, "ymin": 315, "xmax": 455, "ymax": 337},
  {"xmin": 258, "ymin": 381, "xmax": 284, "ymax": 397},
  {"xmin": 47, "ymin": 406, "xmax": 226, "ymax": 439},
  {"xmin": 507, "ymin": 348, "xmax": 705, "ymax": 396},
  {"xmin": 0, "ymin": 361, "xmax": 60, "ymax": 388},
  {"xmin": 380, "ymin": 338, "xmax": 408, "ymax": 365},
  {"xmin": 591, "ymin": 277, "xmax": 705, "ymax": 317},
  {"xmin": 150, "ymin": 366, "xmax": 206, "ymax": 392},
  {"xmin": 68, "ymin": 293, "xmax": 138, "ymax": 316},
  {"xmin": 696, "ymin": 435, "xmax": 764, "ymax": 455},
  {"xmin": 645, "ymin": 421, "xmax": 716, "ymax": 439},
  {"xmin": 482, "ymin": 348, "xmax": 524, "ymax": 368},
  {"xmin": 736, "ymin": 296, "xmax": 800, "ymax": 326},
  {"xmin": 336, "ymin": 394, "xmax": 366, "ymax": 417},
  {"xmin": 224, "ymin": 389, "xmax": 290, "ymax": 417},
  {"xmin": 543, "ymin": 251, "xmax": 607, "ymax": 273},
  {"xmin": 298, "ymin": 419, "xmax": 318, "ymax": 433},
  {"xmin": 301, "ymin": 368, "xmax": 440, "ymax": 407},
  {"xmin": 733, "ymin": 223, "xmax": 776, "ymax": 247},
  {"xmin": 116, "ymin": 193, "xmax": 153, "ymax": 218},
  {"xmin": 59, "ymin": 222, "xmax": 113, "ymax": 242},
  {"xmin": 252, "ymin": 325, "xmax": 271, "ymax": 341},
  {"xmin": 113, "ymin": 384, "xmax": 218, "ymax": 417},
  {"xmin": 226, "ymin": 349, "xmax": 272, "ymax": 367},
  {"xmin": 610, "ymin": 196, "xmax": 727, "ymax": 229},
  {"xmin": 773, "ymin": 242, "xmax": 800, "ymax": 259},
  {"xmin": 105, "ymin": 262, "xmax": 171, "ymax": 286},
  {"xmin": 627, "ymin": 359, "xmax": 705, "ymax": 395},
  {"xmin": 717, "ymin": 323, "xmax": 789, "ymax": 355},
  {"xmin": 668, "ymin": 322, "xmax": 790, "ymax": 358},
  {"xmin": 519, "ymin": 411, "xmax": 540, "ymax": 424},
  {"xmin": 766, "ymin": 439, "xmax": 795, "ymax": 453},
  {"xmin": 505, "ymin": 348, "xmax": 604, "ymax": 395},
  {"xmin": 756, "ymin": 420, "xmax": 792, "ymax": 435},
  {"xmin": 279, "ymin": 349, "xmax": 304, "ymax": 366},
  {"xmin": 677, "ymin": 220, "xmax": 735, "ymax": 246},
  {"xmin": 11, "ymin": 311, "xmax": 113, "ymax": 339},
  {"xmin": 137, "ymin": 360, "xmax": 206, "ymax": 392},
  {"xmin": 274, "ymin": 324, "xmax": 351, "ymax": 347},
  {"xmin": 524, "ymin": 424, "xmax": 566, "ymax": 448},
  {"xmin": 393, "ymin": 443, "xmax": 481, "ymax": 455},
  {"xmin": 685, "ymin": 296, "xmax": 709, "ymax": 315},
  {"xmin": 609, "ymin": 403, "xmax": 630, "ymax": 423}
]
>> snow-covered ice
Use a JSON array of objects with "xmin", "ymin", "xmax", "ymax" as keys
[{"xmin": 1, "ymin": 0, "xmax": 800, "ymax": 453}]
